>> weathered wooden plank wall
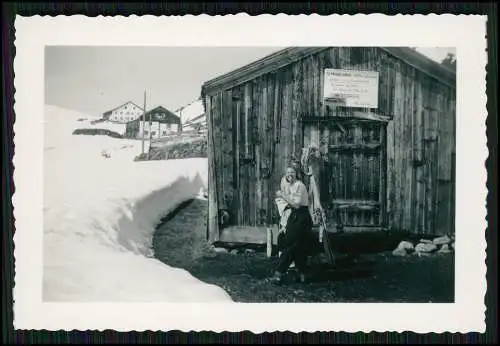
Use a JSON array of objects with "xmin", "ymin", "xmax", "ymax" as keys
[
  {"xmin": 206, "ymin": 46, "xmax": 456, "ymax": 239},
  {"xmin": 382, "ymin": 48, "xmax": 455, "ymax": 235}
]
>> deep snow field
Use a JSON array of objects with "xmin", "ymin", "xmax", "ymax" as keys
[{"xmin": 42, "ymin": 105, "xmax": 232, "ymax": 302}]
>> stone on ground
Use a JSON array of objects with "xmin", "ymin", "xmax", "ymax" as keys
[
  {"xmin": 392, "ymin": 241, "xmax": 415, "ymax": 256},
  {"xmin": 438, "ymin": 244, "xmax": 452, "ymax": 254},
  {"xmin": 213, "ymin": 247, "xmax": 228, "ymax": 254},
  {"xmin": 433, "ymin": 235, "xmax": 452, "ymax": 246},
  {"xmin": 415, "ymin": 243, "xmax": 438, "ymax": 253}
]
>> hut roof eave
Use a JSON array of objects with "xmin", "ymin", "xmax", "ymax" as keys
[{"xmin": 200, "ymin": 47, "xmax": 456, "ymax": 97}]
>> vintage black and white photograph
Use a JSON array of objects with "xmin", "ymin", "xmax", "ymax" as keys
[
  {"xmin": 42, "ymin": 44, "xmax": 457, "ymax": 303},
  {"xmin": 13, "ymin": 15, "xmax": 487, "ymax": 333}
]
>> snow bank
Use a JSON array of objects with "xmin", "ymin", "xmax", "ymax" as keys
[{"xmin": 43, "ymin": 105, "xmax": 232, "ymax": 302}]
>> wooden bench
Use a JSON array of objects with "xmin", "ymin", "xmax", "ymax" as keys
[{"xmin": 217, "ymin": 224, "xmax": 336, "ymax": 265}]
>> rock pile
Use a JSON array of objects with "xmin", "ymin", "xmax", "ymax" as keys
[
  {"xmin": 392, "ymin": 234, "xmax": 454, "ymax": 257},
  {"xmin": 146, "ymin": 138, "xmax": 207, "ymax": 161}
]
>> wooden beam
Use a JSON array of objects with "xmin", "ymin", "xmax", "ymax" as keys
[
  {"xmin": 206, "ymin": 96, "xmax": 220, "ymax": 243},
  {"xmin": 300, "ymin": 114, "xmax": 391, "ymax": 124},
  {"xmin": 217, "ymin": 224, "xmax": 388, "ymax": 248},
  {"xmin": 332, "ymin": 199, "xmax": 380, "ymax": 206},
  {"xmin": 329, "ymin": 143, "xmax": 381, "ymax": 151},
  {"xmin": 219, "ymin": 226, "xmax": 279, "ymax": 245},
  {"xmin": 333, "ymin": 226, "xmax": 388, "ymax": 233},
  {"xmin": 266, "ymin": 228, "xmax": 273, "ymax": 257},
  {"xmin": 352, "ymin": 111, "xmax": 392, "ymax": 122},
  {"xmin": 332, "ymin": 199, "xmax": 381, "ymax": 212}
]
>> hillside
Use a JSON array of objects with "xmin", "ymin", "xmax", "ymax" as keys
[{"xmin": 175, "ymin": 98, "xmax": 207, "ymax": 133}]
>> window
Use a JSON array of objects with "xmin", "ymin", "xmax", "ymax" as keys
[
  {"xmin": 144, "ymin": 131, "xmax": 149, "ymax": 136},
  {"xmin": 162, "ymin": 131, "xmax": 167, "ymax": 136},
  {"xmin": 151, "ymin": 131, "xmax": 156, "ymax": 136}
]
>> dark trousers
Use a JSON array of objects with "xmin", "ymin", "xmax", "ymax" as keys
[{"xmin": 276, "ymin": 206, "xmax": 313, "ymax": 274}]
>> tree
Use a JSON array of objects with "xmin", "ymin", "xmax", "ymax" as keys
[{"xmin": 441, "ymin": 52, "xmax": 456, "ymax": 71}]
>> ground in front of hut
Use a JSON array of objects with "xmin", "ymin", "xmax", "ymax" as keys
[{"xmin": 153, "ymin": 198, "xmax": 454, "ymax": 303}]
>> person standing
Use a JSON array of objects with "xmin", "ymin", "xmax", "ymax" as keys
[{"xmin": 270, "ymin": 163, "xmax": 313, "ymax": 285}]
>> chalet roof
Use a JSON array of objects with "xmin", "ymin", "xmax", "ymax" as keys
[
  {"xmin": 126, "ymin": 105, "xmax": 180, "ymax": 124},
  {"xmin": 201, "ymin": 47, "xmax": 456, "ymax": 98},
  {"xmin": 145, "ymin": 106, "xmax": 180, "ymax": 120},
  {"xmin": 103, "ymin": 101, "xmax": 144, "ymax": 115}
]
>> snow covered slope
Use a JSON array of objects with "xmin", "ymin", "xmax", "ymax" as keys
[
  {"xmin": 175, "ymin": 98, "xmax": 204, "ymax": 125},
  {"xmin": 42, "ymin": 105, "xmax": 232, "ymax": 302}
]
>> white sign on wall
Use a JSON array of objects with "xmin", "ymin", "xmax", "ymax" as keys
[{"xmin": 323, "ymin": 69, "xmax": 380, "ymax": 108}]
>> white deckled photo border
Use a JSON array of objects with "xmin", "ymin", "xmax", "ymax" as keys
[{"xmin": 12, "ymin": 14, "xmax": 488, "ymax": 333}]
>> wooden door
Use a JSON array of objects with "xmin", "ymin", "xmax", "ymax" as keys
[{"xmin": 303, "ymin": 117, "xmax": 387, "ymax": 231}]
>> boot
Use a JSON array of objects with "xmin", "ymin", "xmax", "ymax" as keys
[
  {"xmin": 295, "ymin": 271, "xmax": 307, "ymax": 284},
  {"xmin": 269, "ymin": 271, "xmax": 285, "ymax": 285}
]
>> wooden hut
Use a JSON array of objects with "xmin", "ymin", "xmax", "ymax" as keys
[{"xmin": 201, "ymin": 47, "xmax": 456, "ymax": 245}]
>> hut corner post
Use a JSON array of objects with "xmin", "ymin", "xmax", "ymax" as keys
[{"xmin": 206, "ymin": 94, "xmax": 220, "ymax": 244}]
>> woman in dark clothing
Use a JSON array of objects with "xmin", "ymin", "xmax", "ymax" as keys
[{"xmin": 271, "ymin": 164, "xmax": 313, "ymax": 285}]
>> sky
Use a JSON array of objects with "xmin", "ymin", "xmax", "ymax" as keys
[{"xmin": 45, "ymin": 46, "xmax": 455, "ymax": 117}]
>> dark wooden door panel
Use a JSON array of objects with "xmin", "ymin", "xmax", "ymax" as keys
[{"xmin": 304, "ymin": 117, "xmax": 387, "ymax": 230}]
